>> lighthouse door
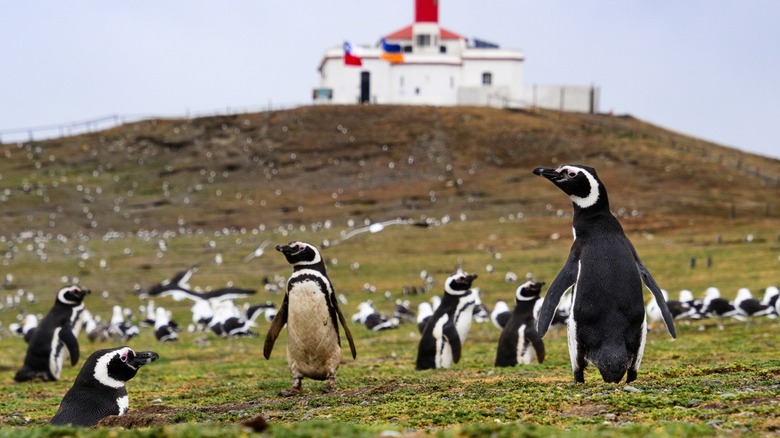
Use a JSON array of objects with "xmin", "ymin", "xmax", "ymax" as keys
[{"xmin": 360, "ymin": 71, "xmax": 370, "ymax": 103}]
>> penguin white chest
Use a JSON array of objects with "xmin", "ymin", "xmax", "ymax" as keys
[
  {"xmin": 286, "ymin": 279, "xmax": 340, "ymax": 378},
  {"xmin": 432, "ymin": 315, "xmax": 453, "ymax": 369},
  {"xmin": 117, "ymin": 395, "xmax": 129, "ymax": 415}
]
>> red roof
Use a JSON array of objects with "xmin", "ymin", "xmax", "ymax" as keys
[{"xmin": 384, "ymin": 24, "xmax": 463, "ymax": 40}]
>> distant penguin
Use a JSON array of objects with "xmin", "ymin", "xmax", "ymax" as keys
[
  {"xmin": 471, "ymin": 289, "xmax": 489, "ymax": 323},
  {"xmin": 154, "ymin": 307, "xmax": 178, "ymax": 342},
  {"xmin": 761, "ymin": 286, "xmax": 779, "ymax": 308},
  {"xmin": 416, "ymin": 301, "xmax": 434, "ymax": 333},
  {"xmin": 533, "ymin": 165, "xmax": 675, "ymax": 383},
  {"xmin": 107, "ymin": 305, "xmax": 140, "ymax": 342},
  {"xmin": 14, "ymin": 285, "xmax": 91, "ymax": 382},
  {"xmin": 701, "ymin": 287, "xmax": 746, "ymax": 328},
  {"xmin": 50, "ymin": 347, "xmax": 159, "ymax": 426},
  {"xmin": 495, "ymin": 280, "xmax": 546, "ymax": 367},
  {"xmin": 393, "ymin": 299, "xmax": 415, "ymax": 323},
  {"xmin": 490, "ymin": 301, "xmax": 510, "ymax": 329},
  {"xmin": 416, "ymin": 271, "xmax": 479, "ymax": 370},
  {"xmin": 264, "ymin": 242, "xmax": 356, "ymax": 395},
  {"xmin": 20, "ymin": 314, "xmax": 39, "ymax": 343},
  {"xmin": 734, "ymin": 288, "xmax": 776, "ymax": 319}
]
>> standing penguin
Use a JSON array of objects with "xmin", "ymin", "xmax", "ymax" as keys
[
  {"xmin": 532, "ymin": 165, "xmax": 676, "ymax": 383},
  {"xmin": 495, "ymin": 280, "xmax": 546, "ymax": 367},
  {"xmin": 50, "ymin": 346, "xmax": 159, "ymax": 426},
  {"xmin": 416, "ymin": 271, "xmax": 478, "ymax": 370},
  {"xmin": 264, "ymin": 242, "xmax": 356, "ymax": 395},
  {"xmin": 15, "ymin": 285, "xmax": 91, "ymax": 382}
]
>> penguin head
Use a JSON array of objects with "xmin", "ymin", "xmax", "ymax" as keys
[
  {"xmin": 276, "ymin": 241, "xmax": 322, "ymax": 266},
  {"xmin": 92, "ymin": 347, "xmax": 159, "ymax": 388},
  {"xmin": 515, "ymin": 280, "xmax": 546, "ymax": 302},
  {"xmin": 56, "ymin": 285, "xmax": 91, "ymax": 307},
  {"xmin": 444, "ymin": 272, "xmax": 478, "ymax": 296},
  {"xmin": 532, "ymin": 165, "xmax": 607, "ymax": 210}
]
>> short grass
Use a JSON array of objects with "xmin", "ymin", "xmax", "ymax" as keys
[{"xmin": 0, "ymin": 216, "xmax": 778, "ymax": 437}]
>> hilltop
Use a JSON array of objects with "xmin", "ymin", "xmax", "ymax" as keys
[{"xmin": 1, "ymin": 105, "xmax": 778, "ymax": 237}]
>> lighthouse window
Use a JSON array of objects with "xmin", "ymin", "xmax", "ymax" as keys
[
  {"xmin": 416, "ymin": 34, "xmax": 432, "ymax": 47},
  {"xmin": 482, "ymin": 72, "xmax": 493, "ymax": 86}
]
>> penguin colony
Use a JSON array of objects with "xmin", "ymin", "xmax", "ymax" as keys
[{"xmin": 3, "ymin": 164, "xmax": 778, "ymax": 427}]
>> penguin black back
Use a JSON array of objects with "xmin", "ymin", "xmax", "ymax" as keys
[
  {"xmin": 532, "ymin": 165, "xmax": 675, "ymax": 383},
  {"xmin": 15, "ymin": 285, "xmax": 90, "ymax": 382},
  {"xmin": 50, "ymin": 346, "xmax": 159, "ymax": 427}
]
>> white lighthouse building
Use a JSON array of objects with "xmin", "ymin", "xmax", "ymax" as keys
[
  {"xmin": 314, "ymin": 0, "xmax": 598, "ymax": 112},
  {"xmin": 314, "ymin": 0, "xmax": 523, "ymax": 107}
]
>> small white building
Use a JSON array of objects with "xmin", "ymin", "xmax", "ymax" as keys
[{"xmin": 314, "ymin": 0, "xmax": 598, "ymax": 113}]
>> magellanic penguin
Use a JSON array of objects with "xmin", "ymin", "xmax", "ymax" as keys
[
  {"xmin": 15, "ymin": 285, "xmax": 91, "ymax": 382},
  {"xmin": 50, "ymin": 346, "xmax": 159, "ymax": 427},
  {"xmin": 533, "ymin": 165, "xmax": 676, "ymax": 383},
  {"xmin": 416, "ymin": 271, "xmax": 478, "ymax": 370},
  {"xmin": 495, "ymin": 280, "xmax": 546, "ymax": 367},
  {"xmin": 264, "ymin": 242, "xmax": 356, "ymax": 396}
]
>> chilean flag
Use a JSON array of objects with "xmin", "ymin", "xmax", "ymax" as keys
[{"xmin": 343, "ymin": 41, "xmax": 362, "ymax": 66}]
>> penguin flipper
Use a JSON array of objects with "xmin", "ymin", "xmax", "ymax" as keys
[
  {"xmin": 536, "ymin": 255, "xmax": 577, "ymax": 337},
  {"xmin": 263, "ymin": 295, "xmax": 288, "ymax": 359},
  {"xmin": 636, "ymin": 260, "xmax": 677, "ymax": 339},
  {"xmin": 444, "ymin": 324, "xmax": 462, "ymax": 364},
  {"xmin": 59, "ymin": 328, "xmax": 79, "ymax": 365},
  {"xmin": 335, "ymin": 305, "xmax": 357, "ymax": 359},
  {"xmin": 529, "ymin": 331, "xmax": 546, "ymax": 364}
]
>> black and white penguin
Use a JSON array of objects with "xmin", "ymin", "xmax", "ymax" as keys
[
  {"xmin": 50, "ymin": 346, "xmax": 159, "ymax": 426},
  {"xmin": 14, "ymin": 285, "xmax": 91, "ymax": 382},
  {"xmin": 415, "ymin": 271, "xmax": 478, "ymax": 370},
  {"xmin": 701, "ymin": 287, "xmax": 746, "ymax": 328},
  {"xmin": 107, "ymin": 305, "xmax": 140, "ymax": 342},
  {"xmin": 490, "ymin": 301, "xmax": 510, "ymax": 329},
  {"xmin": 495, "ymin": 280, "xmax": 546, "ymax": 367},
  {"xmin": 533, "ymin": 165, "xmax": 676, "ymax": 383},
  {"xmin": 416, "ymin": 301, "xmax": 434, "ymax": 333},
  {"xmin": 153, "ymin": 307, "xmax": 178, "ymax": 342},
  {"xmin": 734, "ymin": 288, "xmax": 776, "ymax": 319},
  {"xmin": 264, "ymin": 242, "xmax": 356, "ymax": 395}
]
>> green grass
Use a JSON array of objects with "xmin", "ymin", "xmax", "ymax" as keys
[{"xmin": 0, "ymin": 217, "xmax": 779, "ymax": 436}]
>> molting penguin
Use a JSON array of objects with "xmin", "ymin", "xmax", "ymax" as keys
[
  {"xmin": 264, "ymin": 242, "xmax": 356, "ymax": 395},
  {"xmin": 495, "ymin": 280, "xmax": 546, "ymax": 367},
  {"xmin": 533, "ymin": 165, "xmax": 676, "ymax": 383},
  {"xmin": 416, "ymin": 271, "xmax": 478, "ymax": 370},
  {"xmin": 15, "ymin": 285, "xmax": 91, "ymax": 382},
  {"xmin": 50, "ymin": 346, "xmax": 158, "ymax": 426}
]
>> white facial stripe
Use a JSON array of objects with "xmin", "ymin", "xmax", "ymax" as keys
[
  {"xmin": 515, "ymin": 281, "xmax": 536, "ymax": 301},
  {"xmin": 94, "ymin": 348, "xmax": 132, "ymax": 388},
  {"xmin": 561, "ymin": 166, "xmax": 600, "ymax": 209},
  {"xmin": 58, "ymin": 287, "xmax": 80, "ymax": 305},
  {"xmin": 292, "ymin": 243, "xmax": 322, "ymax": 266}
]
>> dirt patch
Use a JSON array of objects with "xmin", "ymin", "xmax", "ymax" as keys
[{"xmin": 97, "ymin": 401, "xmax": 263, "ymax": 428}]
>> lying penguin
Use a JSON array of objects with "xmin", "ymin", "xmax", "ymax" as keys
[{"xmin": 50, "ymin": 346, "xmax": 159, "ymax": 427}]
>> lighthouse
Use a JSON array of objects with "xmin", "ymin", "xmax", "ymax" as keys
[{"xmin": 314, "ymin": 0, "xmax": 597, "ymax": 112}]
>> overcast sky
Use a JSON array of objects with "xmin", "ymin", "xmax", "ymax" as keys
[{"xmin": 1, "ymin": 1, "xmax": 778, "ymax": 159}]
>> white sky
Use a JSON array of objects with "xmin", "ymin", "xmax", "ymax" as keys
[{"xmin": 1, "ymin": 1, "xmax": 778, "ymax": 159}]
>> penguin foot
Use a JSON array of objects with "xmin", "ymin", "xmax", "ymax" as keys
[{"xmin": 278, "ymin": 388, "xmax": 301, "ymax": 397}]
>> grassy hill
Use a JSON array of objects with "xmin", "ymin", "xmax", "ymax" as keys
[{"xmin": 0, "ymin": 105, "xmax": 778, "ymax": 437}]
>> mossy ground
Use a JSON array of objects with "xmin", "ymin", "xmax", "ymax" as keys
[{"xmin": 0, "ymin": 217, "xmax": 778, "ymax": 437}]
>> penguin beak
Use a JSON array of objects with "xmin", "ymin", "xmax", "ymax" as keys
[
  {"xmin": 130, "ymin": 351, "xmax": 159, "ymax": 367},
  {"xmin": 532, "ymin": 167, "xmax": 564, "ymax": 181},
  {"xmin": 275, "ymin": 244, "xmax": 292, "ymax": 255}
]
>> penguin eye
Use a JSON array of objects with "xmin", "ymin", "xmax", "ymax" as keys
[
  {"xmin": 119, "ymin": 351, "xmax": 129, "ymax": 362},
  {"xmin": 567, "ymin": 170, "xmax": 577, "ymax": 178}
]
